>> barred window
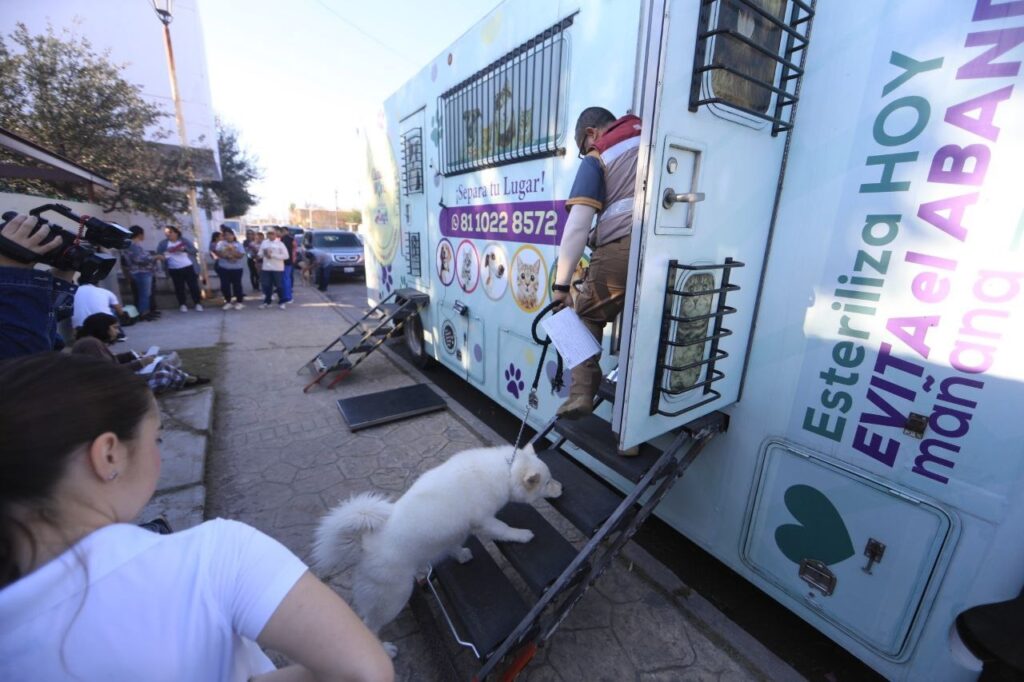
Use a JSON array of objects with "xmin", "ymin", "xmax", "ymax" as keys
[
  {"xmin": 400, "ymin": 128, "xmax": 424, "ymax": 195},
  {"xmin": 439, "ymin": 15, "xmax": 574, "ymax": 176},
  {"xmin": 690, "ymin": 0, "xmax": 814, "ymax": 134}
]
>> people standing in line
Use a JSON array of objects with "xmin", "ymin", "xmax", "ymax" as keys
[
  {"xmin": 243, "ymin": 229, "xmax": 260, "ymax": 292},
  {"xmin": 277, "ymin": 227, "xmax": 296, "ymax": 305},
  {"xmin": 550, "ymin": 107, "xmax": 642, "ymax": 426},
  {"xmin": 258, "ymin": 230, "xmax": 289, "ymax": 310},
  {"xmin": 209, "ymin": 230, "xmax": 223, "ymax": 302},
  {"xmin": 157, "ymin": 226, "xmax": 203, "ymax": 313},
  {"xmin": 122, "ymin": 226, "xmax": 162, "ymax": 321},
  {"xmin": 0, "ymin": 353, "xmax": 395, "ymax": 682},
  {"xmin": 215, "ymin": 228, "xmax": 246, "ymax": 310}
]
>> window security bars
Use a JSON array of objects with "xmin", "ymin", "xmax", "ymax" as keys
[
  {"xmin": 400, "ymin": 128, "xmax": 424, "ymax": 195},
  {"xmin": 405, "ymin": 232, "xmax": 421, "ymax": 278},
  {"xmin": 439, "ymin": 14, "xmax": 575, "ymax": 176},
  {"xmin": 651, "ymin": 259, "xmax": 743, "ymax": 417},
  {"xmin": 689, "ymin": 0, "xmax": 814, "ymax": 135}
]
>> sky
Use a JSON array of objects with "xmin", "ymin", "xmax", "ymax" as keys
[{"xmin": 198, "ymin": 0, "xmax": 501, "ymax": 221}]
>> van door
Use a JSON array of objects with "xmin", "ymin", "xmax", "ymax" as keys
[
  {"xmin": 613, "ymin": 0, "xmax": 811, "ymax": 448},
  {"xmin": 398, "ymin": 110, "xmax": 427, "ymax": 291}
]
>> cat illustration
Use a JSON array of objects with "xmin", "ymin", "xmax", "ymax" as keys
[
  {"xmin": 460, "ymin": 248, "xmax": 473, "ymax": 285},
  {"xmin": 515, "ymin": 260, "xmax": 541, "ymax": 309},
  {"xmin": 483, "ymin": 252, "xmax": 505, "ymax": 287}
]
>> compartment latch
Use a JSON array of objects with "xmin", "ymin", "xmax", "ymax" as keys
[{"xmin": 799, "ymin": 559, "xmax": 836, "ymax": 596}]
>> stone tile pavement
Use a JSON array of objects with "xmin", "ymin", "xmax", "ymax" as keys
[{"xmin": 120, "ymin": 281, "xmax": 803, "ymax": 682}]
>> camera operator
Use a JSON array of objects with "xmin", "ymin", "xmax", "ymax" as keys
[{"xmin": 0, "ymin": 214, "xmax": 76, "ymax": 360}]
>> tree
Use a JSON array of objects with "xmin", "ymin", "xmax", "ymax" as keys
[
  {"xmin": 210, "ymin": 118, "xmax": 260, "ymax": 218},
  {"xmin": 0, "ymin": 23, "xmax": 200, "ymax": 218}
]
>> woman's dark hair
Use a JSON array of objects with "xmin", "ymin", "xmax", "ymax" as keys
[
  {"xmin": 164, "ymin": 225, "xmax": 182, "ymax": 238},
  {"xmin": 0, "ymin": 353, "xmax": 152, "ymax": 586},
  {"xmin": 129, "ymin": 225, "xmax": 144, "ymax": 238},
  {"xmin": 76, "ymin": 313, "xmax": 118, "ymax": 342}
]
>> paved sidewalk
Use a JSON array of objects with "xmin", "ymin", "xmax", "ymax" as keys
[{"xmin": 121, "ymin": 282, "xmax": 802, "ymax": 682}]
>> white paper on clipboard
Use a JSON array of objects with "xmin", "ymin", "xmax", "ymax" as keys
[
  {"xmin": 540, "ymin": 308, "xmax": 602, "ymax": 369},
  {"xmin": 139, "ymin": 355, "xmax": 165, "ymax": 375}
]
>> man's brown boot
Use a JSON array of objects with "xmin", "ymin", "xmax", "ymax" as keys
[{"xmin": 556, "ymin": 356, "xmax": 601, "ymax": 419}]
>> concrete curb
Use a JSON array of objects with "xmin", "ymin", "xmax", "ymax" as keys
[{"xmin": 138, "ymin": 385, "xmax": 215, "ymax": 531}]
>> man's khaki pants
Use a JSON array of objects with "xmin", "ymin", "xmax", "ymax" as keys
[{"xmin": 567, "ymin": 236, "xmax": 630, "ymax": 403}]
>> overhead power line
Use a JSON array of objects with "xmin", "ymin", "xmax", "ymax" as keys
[{"xmin": 310, "ymin": 0, "xmax": 411, "ymax": 63}]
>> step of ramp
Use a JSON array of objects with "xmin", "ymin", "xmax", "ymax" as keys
[
  {"xmin": 538, "ymin": 449, "xmax": 625, "ymax": 536},
  {"xmin": 552, "ymin": 413, "xmax": 662, "ymax": 483},
  {"xmin": 432, "ymin": 536, "xmax": 530, "ymax": 660},
  {"xmin": 494, "ymin": 503, "xmax": 579, "ymax": 595}
]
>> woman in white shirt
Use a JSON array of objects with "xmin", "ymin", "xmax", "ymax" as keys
[
  {"xmin": 156, "ymin": 225, "xmax": 204, "ymax": 313},
  {"xmin": 257, "ymin": 231, "xmax": 290, "ymax": 310},
  {"xmin": 0, "ymin": 354, "xmax": 393, "ymax": 682}
]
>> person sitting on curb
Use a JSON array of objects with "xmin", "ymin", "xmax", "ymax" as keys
[{"xmin": 71, "ymin": 312, "xmax": 210, "ymax": 393}]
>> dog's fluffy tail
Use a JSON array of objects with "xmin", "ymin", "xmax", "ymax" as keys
[{"xmin": 311, "ymin": 492, "xmax": 393, "ymax": 573}]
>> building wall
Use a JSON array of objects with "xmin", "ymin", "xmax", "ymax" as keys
[{"xmin": 1, "ymin": 0, "xmax": 219, "ymax": 161}]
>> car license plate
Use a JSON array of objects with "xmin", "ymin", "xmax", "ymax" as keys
[{"xmin": 343, "ymin": 267, "xmax": 355, "ymax": 273}]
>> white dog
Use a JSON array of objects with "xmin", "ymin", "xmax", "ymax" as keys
[{"xmin": 311, "ymin": 444, "xmax": 562, "ymax": 657}]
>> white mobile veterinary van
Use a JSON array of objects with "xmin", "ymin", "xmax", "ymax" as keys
[{"xmin": 360, "ymin": 1, "xmax": 1024, "ymax": 678}]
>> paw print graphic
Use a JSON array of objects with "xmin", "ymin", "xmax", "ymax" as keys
[
  {"xmin": 545, "ymin": 360, "xmax": 569, "ymax": 398},
  {"xmin": 504, "ymin": 362, "xmax": 525, "ymax": 399},
  {"xmin": 380, "ymin": 264, "xmax": 393, "ymax": 292}
]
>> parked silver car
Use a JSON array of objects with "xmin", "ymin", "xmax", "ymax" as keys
[{"xmin": 302, "ymin": 230, "xmax": 365, "ymax": 279}]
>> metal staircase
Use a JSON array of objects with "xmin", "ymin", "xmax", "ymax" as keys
[
  {"xmin": 301, "ymin": 288, "xmax": 429, "ymax": 392},
  {"xmin": 411, "ymin": 405, "xmax": 729, "ymax": 681}
]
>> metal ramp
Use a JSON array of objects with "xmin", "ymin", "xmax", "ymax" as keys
[
  {"xmin": 411, "ymin": 407, "xmax": 729, "ymax": 681},
  {"xmin": 301, "ymin": 288, "xmax": 429, "ymax": 392}
]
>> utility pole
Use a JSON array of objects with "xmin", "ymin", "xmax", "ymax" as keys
[
  {"xmin": 334, "ymin": 189, "xmax": 339, "ymax": 228},
  {"xmin": 153, "ymin": 1, "xmax": 209, "ymax": 297}
]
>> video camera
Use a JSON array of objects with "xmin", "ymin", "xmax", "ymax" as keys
[{"xmin": 0, "ymin": 204, "xmax": 132, "ymax": 284}]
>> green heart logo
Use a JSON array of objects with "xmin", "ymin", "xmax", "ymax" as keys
[{"xmin": 775, "ymin": 484, "xmax": 855, "ymax": 566}]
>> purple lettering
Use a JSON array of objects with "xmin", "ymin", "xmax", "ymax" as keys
[
  {"xmin": 973, "ymin": 0, "xmax": 1024, "ymax": 22},
  {"xmin": 945, "ymin": 86, "xmax": 1015, "ymax": 141},
  {"xmin": 886, "ymin": 316, "xmax": 939, "ymax": 358},
  {"xmin": 917, "ymin": 192, "xmax": 980, "ymax": 241},
  {"xmin": 853, "ymin": 425, "xmax": 900, "ymax": 467},
  {"xmin": 927, "ymin": 144, "xmax": 991, "ymax": 185},
  {"xmin": 973, "ymin": 269, "xmax": 1024, "ymax": 302},
  {"xmin": 912, "ymin": 439, "xmax": 957, "ymax": 484},
  {"xmin": 956, "ymin": 27, "xmax": 1024, "ymax": 80},
  {"xmin": 929, "ymin": 404, "xmax": 974, "ymax": 439}
]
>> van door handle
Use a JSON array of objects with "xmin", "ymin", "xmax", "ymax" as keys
[{"xmin": 663, "ymin": 189, "xmax": 705, "ymax": 209}]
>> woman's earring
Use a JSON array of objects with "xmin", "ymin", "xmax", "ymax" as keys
[{"xmin": 108, "ymin": 471, "xmax": 119, "ymax": 481}]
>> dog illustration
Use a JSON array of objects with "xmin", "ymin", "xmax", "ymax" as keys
[
  {"xmin": 483, "ymin": 251, "xmax": 505, "ymax": 288},
  {"xmin": 311, "ymin": 444, "xmax": 562, "ymax": 657},
  {"xmin": 439, "ymin": 245, "xmax": 452, "ymax": 278}
]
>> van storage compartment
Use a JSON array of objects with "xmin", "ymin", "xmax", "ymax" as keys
[{"xmin": 741, "ymin": 440, "xmax": 957, "ymax": 658}]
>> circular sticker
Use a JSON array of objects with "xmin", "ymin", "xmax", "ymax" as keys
[
  {"xmin": 481, "ymin": 243, "xmax": 509, "ymax": 301},
  {"xmin": 441, "ymin": 319, "xmax": 457, "ymax": 354},
  {"xmin": 455, "ymin": 240, "xmax": 480, "ymax": 293},
  {"xmin": 436, "ymin": 238, "xmax": 455, "ymax": 286},
  {"xmin": 510, "ymin": 245, "xmax": 548, "ymax": 313}
]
